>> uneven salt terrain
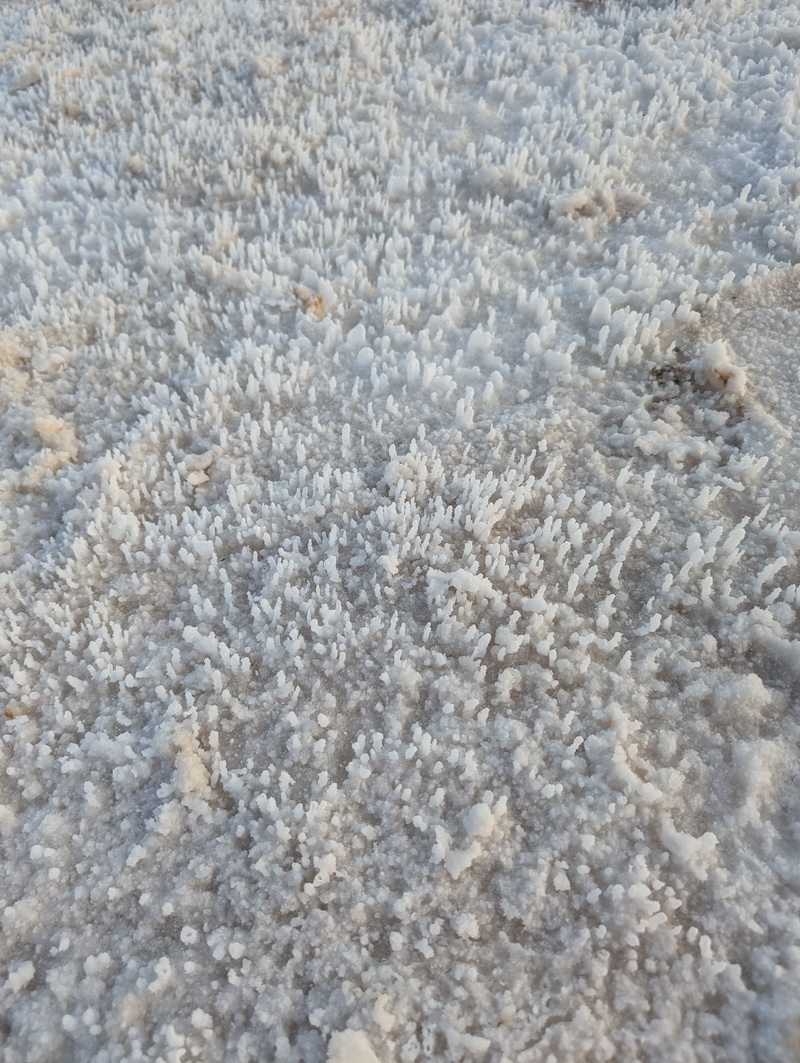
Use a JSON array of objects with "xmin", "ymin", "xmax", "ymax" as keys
[{"xmin": 1, "ymin": 1, "xmax": 800, "ymax": 1060}]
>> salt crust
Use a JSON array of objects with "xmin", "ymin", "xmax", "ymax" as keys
[{"xmin": 1, "ymin": 0, "xmax": 800, "ymax": 1060}]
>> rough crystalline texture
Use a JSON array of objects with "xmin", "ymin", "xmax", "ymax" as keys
[{"xmin": 1, "ymin": 0, "xmax": 800, "ymax": 1061}]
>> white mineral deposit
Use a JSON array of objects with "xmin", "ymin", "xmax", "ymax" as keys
[{"xmin": 1, "ymin": 1, "xmax": 799, "ymax": 1060}]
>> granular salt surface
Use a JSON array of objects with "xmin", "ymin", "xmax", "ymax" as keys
[{"xmin": 1, "ymin": 1, "xmax": 799, "ymax": 1060}]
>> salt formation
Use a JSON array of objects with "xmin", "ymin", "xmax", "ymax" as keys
[{"xmin": 1, "ymin": 0, "xmax": 799, "ymax": 1060}]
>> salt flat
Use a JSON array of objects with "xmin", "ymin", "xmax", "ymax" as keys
[{"xmin": 1, "ymin": 1, "xmax": 799, "ymax": 1060}]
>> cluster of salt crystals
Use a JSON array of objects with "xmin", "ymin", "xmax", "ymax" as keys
[{"xmin": 1, "ymin": 0, "xmax": 800, "ymax": 1060}]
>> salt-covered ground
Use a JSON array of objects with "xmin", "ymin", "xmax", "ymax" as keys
[{"xmin": 1, "ymin": 0, "xmax": 800, "ymax": 1059}]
